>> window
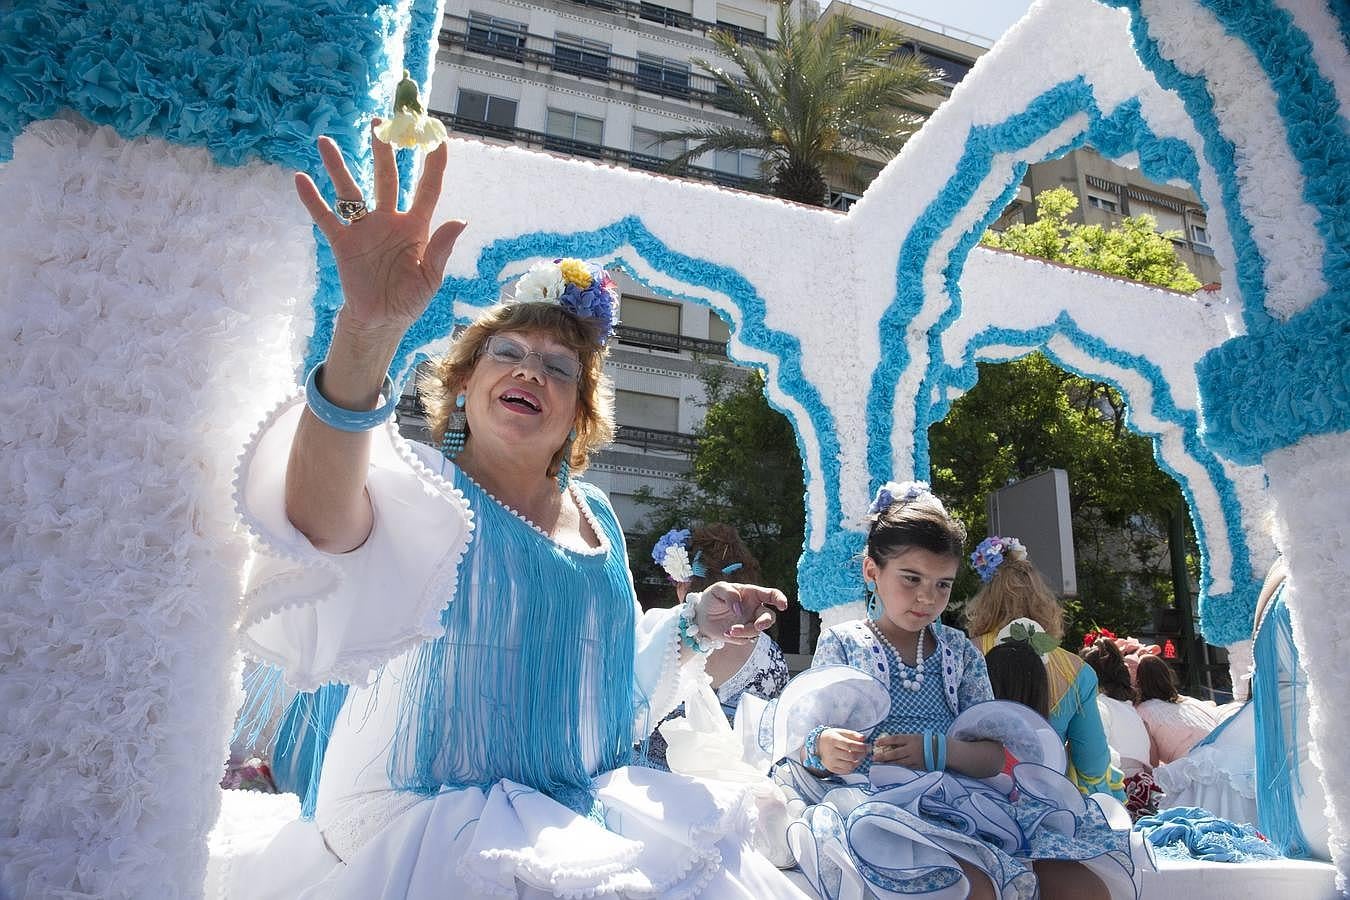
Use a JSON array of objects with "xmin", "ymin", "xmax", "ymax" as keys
[
  {"xmin": 554, "ymin": 33, "xmax": 609, "ymax": 80},
  {"xmin": 455, "ymin": 89, "xmax": 517, "ymax": 135},
  {"xmin": 712, "ymin": 148, "xmax": 762, "ymax": 179},
  {"xmin": 826, "ymin": 190, "xmax": 862, "ymax": 212},
  {"xmin": 639, "ymin": 0, "xmax": 694, "ymax": 29},
  {"xmin": 620, "ymin": 296, "xmax": 681, "ymax": 334},
  {"xmin": 911, "ymin": 46, "xmax": 973, "ymax": 86},
  {"xmin": 466, "ymin": 12, "xmax": 527, "ymax": 61},
  {"xmin": 1189, "ymin": 223, "xmax": 1210, "ymax": 246},
  {"xmin": 632, "ymin": 127, "xmax": 685, "ymax": 164},
  {"xmin": 708, "ymin": 310, "xmax": 731, "ymax": 344},
  {"xmin": 1087, "ymin": 193, "xmax": 1119, "ymax": 213},
  {"xmin": 615, "ymin": 389, "xmax": 680, "ymax": 431},
  {"xmin": 715, "ymin": 3, "xmax": 766, "ymax": 40},
  {"xmin": 636, "ymin": 53, "xmax": 690, "ymax": 97},
  {"xmin": 544, "ymin": 109, "xmax": 604, "ymax": 157}
]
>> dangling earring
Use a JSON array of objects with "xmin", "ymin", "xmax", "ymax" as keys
[
  {"xmin": 440, "ymin": 393, "xmax": 468, "ymax": 460},
  {"xmin": 865, "ymin": 579, "xmax": 879, "ymax": 620},
  {"xmin": 556, "ymin": 428, "xmax": 576, "ymax": 493}
]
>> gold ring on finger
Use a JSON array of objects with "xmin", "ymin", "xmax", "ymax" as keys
[{"xmin": 335, "ymin": 197, "xmax": 369, "ymax": 222}]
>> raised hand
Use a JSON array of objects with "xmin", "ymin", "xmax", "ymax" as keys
[
  {"xmin": 695, "ymin": 582, "xmax": 789, "ymax": 645},
  {"xmin": 293, "ymin": 121, "xmax": 467, "ymax": 335}
]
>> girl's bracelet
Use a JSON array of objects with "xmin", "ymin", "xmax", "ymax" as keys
[{"xmin": 804, "ymin": 725, "xmax": 828, "ymax": 770}]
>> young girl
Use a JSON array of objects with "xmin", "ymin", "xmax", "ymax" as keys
[{"xmin": 768, "ymin": 483, "xmax": 1148, "ymax": 900}]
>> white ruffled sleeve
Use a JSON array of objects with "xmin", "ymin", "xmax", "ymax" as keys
[
  {"xmin": 631, "ymin": 603, "xmax": 708, "ymax": 738},
  {"xmin": 233, "ymin": 394, "xmax": 474, "ymax": 691}
]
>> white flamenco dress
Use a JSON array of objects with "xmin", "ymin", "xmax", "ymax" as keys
[{"xmin": 216, "ymin": 396, "xmax": 809, "ymax": 899}]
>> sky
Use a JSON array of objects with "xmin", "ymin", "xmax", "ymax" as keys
[{"xmin": 856, "ymin": 0, "xmax": 1038, "ymax": 45}]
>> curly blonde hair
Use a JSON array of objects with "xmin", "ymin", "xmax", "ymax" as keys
[
  {"xmin": 963, "ymin": 558, "xmax": 1065, "ymax": 640},
  {"xmin": 419, "ymin": 302, "xmax": 615, "ymax": 478}
]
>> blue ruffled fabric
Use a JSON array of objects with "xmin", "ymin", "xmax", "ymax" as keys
[
  {"xmin": 1135, "ymin": 806, "xmax": 1280, "ymax": 863},
  {"xmin": 0, "ymin": 0, "xmax": 401, "ymax": 170},
  {"xmin": 1100, "ymin": 0, "xmax": 1350, "ymax": 465}
]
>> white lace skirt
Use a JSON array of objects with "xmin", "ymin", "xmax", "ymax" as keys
[{"xmin": 212, "ymin": 766, "xmax": 810, "ymax": 899}]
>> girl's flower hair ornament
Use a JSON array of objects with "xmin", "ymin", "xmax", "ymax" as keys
[
  {"xmin": 866, "ymin": 480, "xmax": 943, "ymax": 517},
  {"xmin": 513, "ymin": 258, "xmax": 619, "ymax": 347},
  {"xmin": 970, "ymin": 535, "xmax": 1028, "ymax": 583}
]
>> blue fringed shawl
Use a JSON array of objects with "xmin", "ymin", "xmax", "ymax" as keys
[
  {"xmin": 1251, "ymin": 584, "xmax": 1311, "ymax": 857},
  {"xmin": 382, "ymin": 466, "xmax": 637, "ymax": 814}
]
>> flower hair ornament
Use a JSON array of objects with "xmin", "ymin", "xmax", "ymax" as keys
[
  {"xmin": 513, "ymin": 258, "xmax": 619, "ymax": 346},
  {"xmin": 970, "ymin": 535, "xmax": 1028, "ymax": 583},
  {"xmin": 866, "ymin": 480, "xmax": 944, "ymax": 517},
  {"xmin": 652, "ymin": 528, "xmax": 707, "ymax": 584},
  {"xmin": 997, "ymin": 617, "xmax": 1059, "ymax": 658}
]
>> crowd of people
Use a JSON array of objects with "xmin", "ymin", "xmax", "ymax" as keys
[{"xmin": 222, "ymin": 125, "xmax": 1325, "ymax": 899}]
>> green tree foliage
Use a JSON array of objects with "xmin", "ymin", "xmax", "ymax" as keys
[
  {"xmin": 928, "ymin": 353, "xmax": 1197, "ymax": 642},
  {"xmin": 631, "ymin": 366, "xmax": 806, "ymax": 606},
  {"xmin": 660, "ymin": 7, "xmax": 937, "ymax": 205},
  {"xmin": 981, "ymin": 187, "xmax": 1204, "ymax": 292}
]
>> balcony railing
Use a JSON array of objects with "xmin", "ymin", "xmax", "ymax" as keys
[
  {"xmin": 614, "ymin": 324, "xmax": 729, "ymax": 356},
  {"xmin": 559, "ymin": 0, "xmax": 774, "ymax": 47},
  {"xmin": 430, "ymin": 111, "xmax": 768, "ymax": 195},
  {"xmin": 440, "ymin": 16, "xmax": 748, "ymax": 107},
  {"xmin": 614, "ymin": 424, "xmax": 699, "ymax": 453}
]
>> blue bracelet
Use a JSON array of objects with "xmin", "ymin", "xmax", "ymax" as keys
[
  {"xmin": 804, "ymin": 725, "xmax": 827, "ymax": 770},
  {"xmin": 304, "ymin": 364, "xmax": 398, "ymax": 432},
  {"xmin": 922, "ymin": 730, "xmax": 935, "ymax": 771},
  {"xmin": 935, "ymin": 732, "xmax": 947, "ymax": 771}
]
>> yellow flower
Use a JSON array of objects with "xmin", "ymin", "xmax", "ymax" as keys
[
  {"xmin": 558, "ymin": 258, "xmax": 593, "ymax": 289},
  {"xmin": 376, "ymin": 111, "xmax": 420, "ymax": 148}
]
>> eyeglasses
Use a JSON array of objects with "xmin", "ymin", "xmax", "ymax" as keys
[{"xmin": 482, "ymin": 335, "xmax": 582, "ymax": 384}]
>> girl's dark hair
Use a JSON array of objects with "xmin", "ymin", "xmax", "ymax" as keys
[
  {"xmin": 1081, "ymin": 638, "xmax": 1137, "ymax": 702},
  {"xmin": 985, "ymin": 641, "xmax": 1051, "ymax": 718},
  {"xmin": 686, "ymin": 523, "xmax": 762, "ymax": 592},
  {"xmin": 1135, "ymin": 654, "xmax": 1181, "ymax": 703},
  {"xmin": 865, "ymin": 496, "xmax": 967, "ymax": 565}
]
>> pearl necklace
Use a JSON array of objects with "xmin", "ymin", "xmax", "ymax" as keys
[{"xmin": 870, "ymin": 621, "xmax": 926, "ymax": 692}]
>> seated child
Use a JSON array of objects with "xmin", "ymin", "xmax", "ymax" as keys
[
  {"xmin": 985, "ymin": 637, "xmax": 1051, "ymax": 776},
  {"xmin": 765, "ymin": 482, "xmax": 1149, "ymax": 900}
]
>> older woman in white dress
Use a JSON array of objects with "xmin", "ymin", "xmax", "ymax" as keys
[{"xmin": 227, "ymin": 125, "xmax": 808, "ymax": 899}]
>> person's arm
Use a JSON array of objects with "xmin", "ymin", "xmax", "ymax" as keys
[
  {"xmin": 285, "ymin": 130, "xmax": 465, "ymax": 553},
  {"xmin": 1063, "ymin": 665, "xmax": 1122, "ymax": 797}
]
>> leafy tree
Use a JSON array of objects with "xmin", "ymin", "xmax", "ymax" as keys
[
  {"xmin": 630, "ymin": 366, "xmax": 808, "ymax": 646},
  {"xmin": 982, "ymin": 187, "xmax": 1203, "ymax": 292},
  {"xmin": 928, "ymin": 353, "xmax": 1197, "ymax": 643},
  {"xmin": 661, "ymin": 6, "xmax": 937, "ymax": 205}
]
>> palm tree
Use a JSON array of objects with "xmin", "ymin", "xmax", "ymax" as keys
[{"xmin": 664, "ymin": 6, "xmax": 938, "ymax": 206}]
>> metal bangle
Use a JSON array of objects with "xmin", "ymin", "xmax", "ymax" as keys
[{"xmin": 304, "ymin": 363, "xmax": 397, "ymax": 432}]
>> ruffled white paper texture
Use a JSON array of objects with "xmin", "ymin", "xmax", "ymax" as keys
[{"xmin": 0, "ymin": 116, "xmax": 314, "ymax": 898}]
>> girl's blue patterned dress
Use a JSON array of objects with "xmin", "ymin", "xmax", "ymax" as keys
[{"xmin": 772, "ymin": 620, "xmax": 1151, "ymax": 900}]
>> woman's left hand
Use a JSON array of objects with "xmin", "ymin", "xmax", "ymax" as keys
[{"xmin": 695, "ymin": 582, "xmax": 789, "ymax": 645}]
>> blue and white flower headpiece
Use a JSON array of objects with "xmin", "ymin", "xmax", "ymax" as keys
[
  {"xmin": 867, "ymin": 480, "xmax": 944, "ymax": 517},
  {"xmin": 513, "ymin": 258, "xmax": 619, "ymax": 347},
  {"xmin": 652, "ymin": 528, "xmax": 705, "ymax": 583},
  {"xmin": 971, "ymin": 535, "xmax": 1028, "ymax": 583}
]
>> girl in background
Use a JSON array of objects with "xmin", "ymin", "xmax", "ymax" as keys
[{"xmin": 965, "ymin": 539, "xmax": 1124, "ymax": 800}]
